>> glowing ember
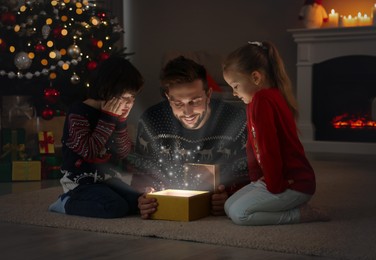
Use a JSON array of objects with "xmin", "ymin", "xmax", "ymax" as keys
[{"xmin": 332, "ymin": 113, "xmax": 376, "ymax": 129}]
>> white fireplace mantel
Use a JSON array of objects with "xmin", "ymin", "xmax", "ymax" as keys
[{"xmin": 289, "ymin": 26, "xmax": 376, "ymax": 155}]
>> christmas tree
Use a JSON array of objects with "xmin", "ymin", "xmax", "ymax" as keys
[{"xmin": 0, "ymin": 0, "xmax": 127, "ymax": 119}]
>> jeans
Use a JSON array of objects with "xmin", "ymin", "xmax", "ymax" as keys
[
  {"xmin": 224, "ymin": 180, "xmax": 311, "ymax": 226},
  {"xmin": 65, "ymin": 177, "xmax": 141, "ymax": 219}
]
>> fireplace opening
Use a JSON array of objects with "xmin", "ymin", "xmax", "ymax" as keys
[{"xmin": 312, "ymin": 55, "xmax": 376, "ymax": 143}]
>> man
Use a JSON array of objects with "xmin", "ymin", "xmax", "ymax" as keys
[{"xmin": 128, "ymin": 56, "xmax": 248, "ymax": 219}]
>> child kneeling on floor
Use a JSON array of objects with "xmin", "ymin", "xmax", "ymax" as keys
[
  {"xmin": 49, "ymin": 55, "xmax": 144, "ymax": 218},
  {"xmin": 222, "ymin": 41, "xmax": 330, "ymax": 225}
]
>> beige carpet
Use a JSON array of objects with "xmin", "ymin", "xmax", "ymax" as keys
[{"xmin": 0, "ymin": 157, "xmax": 375, "ymax": 260}]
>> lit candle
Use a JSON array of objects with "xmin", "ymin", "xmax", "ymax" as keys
[
  {"xmin": 342, "ymin": 15, "xmax": 358, "ymax": 27},
  {"xmin": 358, "ymin": 12, "xmax": 372, "ymax": 26},
  {"xmin": 372, "ymin": 4, "xmax": 376, "ymax": 25},
  {"xmin": 328, "ymin": 9, "xmax": 339, "ymax": 27}
]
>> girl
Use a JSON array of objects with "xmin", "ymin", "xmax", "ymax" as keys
[
  {"xmin": 222, "ymin": 41, "xmax": 329, "ymax": 225},
  {"xmin": 49, "ymin": 55, "xmax": 144, "ymax": 218}
]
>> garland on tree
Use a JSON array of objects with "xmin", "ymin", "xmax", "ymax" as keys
[{"xmin": 0, "ymin": 0, "xmax": 128, "ymax": 119}]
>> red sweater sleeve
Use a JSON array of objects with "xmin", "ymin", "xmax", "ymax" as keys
[{"xmin": 251, "ymin": 95, "xmax": 289, "ymax": 194}]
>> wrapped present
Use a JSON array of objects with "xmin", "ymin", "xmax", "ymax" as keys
[
  {"xmin": 38, "ymin": 155, "xmax": 62, "ymax": 179},
  {"xmin": 36, "ymin": 116, "xmax": 65, "ymax": 148},
  {"xmin": 0, "ymin": 162, "xmax": 12, "ymax": 182},
  {"xmin": 38, "ymin": 131, "xmax": 55, "ymax": 154},
  {"xmin": 12, "ymin": 160, "xmax": 41, "ymax": 181},
  {"xmin": 146, "ymin": 189, "xmax": 210, "ymax": 221},
  {"xmin": 0, "ymin": 128, "xmax": 26, "ymax": 161}
]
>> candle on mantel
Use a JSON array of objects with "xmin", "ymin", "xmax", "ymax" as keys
[
  {"xmin": 372, "ymin": 4, "xmax": 376, "ymax": 25},
  {"xmin": 328, "ymin": 9, "xmax": 339, "ymax": 27},
  {"xmin": 342, "ymin": 15, "xmax": 358, "ymax": 27},
  {"xmin": 358, "ymin": 12, "xmax": 372, "ymax": 26}
]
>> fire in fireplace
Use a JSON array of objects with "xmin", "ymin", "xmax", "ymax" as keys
[{"xmin": 312, "ymin": 55, "xmax": 376, "ymax": 143}]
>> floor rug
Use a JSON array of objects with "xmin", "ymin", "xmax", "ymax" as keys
[{"xmin": 1, "ymin": 159, "xmax": 375, "ymax": 260}]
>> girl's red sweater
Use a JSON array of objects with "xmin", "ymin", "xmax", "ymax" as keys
[{"xmin": 246, "ymin": 88, "xmax": 316, "ymax": 195}]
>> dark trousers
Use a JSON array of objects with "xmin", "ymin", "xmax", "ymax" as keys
[{"xmin": 65, "ymin": 178, "xmax": 141, "ymax": 218}]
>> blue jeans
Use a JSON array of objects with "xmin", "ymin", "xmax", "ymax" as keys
[
  {"xmin": 65, "ymin": 178, "xmax": 141, "ymax": 218},
  {"xmin": 224, "ymin": 180, "xmax": 311, "ymax": 226}
]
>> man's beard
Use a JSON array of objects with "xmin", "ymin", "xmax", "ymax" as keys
[{"xmin": 177, "ymin": 106, "xmax": 209, "ymax": 130}]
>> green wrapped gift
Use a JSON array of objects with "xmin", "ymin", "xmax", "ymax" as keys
[
  {"xmin": 0, "ymin": 162, "xmax": 12, "ymax": 182},
  {"xmin": 37, "ymin": 155, "xmax": 62, "ymax": 179},
  {"xmin": 1, "ymin": 128, "xmax": 26, "ymax": 161}
]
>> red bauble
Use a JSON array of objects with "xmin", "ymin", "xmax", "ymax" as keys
[
  {"xmin": 98, "ymin": 52, "xmax": 110, "ymax": 61},
  {"xmin": 52, "ymin": 26, "xmax": 63, "ymax": 39},
  {"xmin": 87, "ymin": 60, "xmax": 98, "ymax": 71},
  {"xmin": 35, "ymin": 43, "xmax": 46, "ymax": 52},
  {"xmin": 90, "ymin": 38, "xmax": 99, "ymax": 49},
  {"xmin": 44, "ymin": 88, "xmax": 60, "ymax": 104},
  {"xmin": 1, "ymin": 12, "xmax": 16, "ymax": 26},
  {"xmin": 41, "ymin": 107, "xmax": 54, "ymax": 120},
  {"xmin": 97, "ymin": 12, "xmax": 107, "ymax": 20}
]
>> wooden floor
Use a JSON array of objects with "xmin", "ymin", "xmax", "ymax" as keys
[{"xmin": 3, "ymin": 152, "xmax": 371, "ymax": 259}]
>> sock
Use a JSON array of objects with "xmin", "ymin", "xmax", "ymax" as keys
[{"xmin": 48, "ymin": 194, "xmax": 70, "ymax": 214}]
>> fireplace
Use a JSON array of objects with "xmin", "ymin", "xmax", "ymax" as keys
[{"xmin": 289, "ymin": 26, "xmax": 376, "ymax": 154}]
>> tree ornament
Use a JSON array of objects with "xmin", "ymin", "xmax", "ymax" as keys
[
  {"xmin": 35, "ymin": 43, "xmax": 46, "ymax": 52},
  {"xmin": 90, "ymin": 38, "xmax": 99, "ymax": 49},
  {"xmin": 41, "ymin": 106, "xmax": 54, "ymax": 120},
  {"xmin": 44, "ymin": 88, "xmax": 60, "ymax": 104},
  {"xmin": 42, "ymin": 24, "xmax": 51, "ymax": 39},
  {"xmin": 52, "ymin": 26, "xmax": 63, "ymax": 39},
  {"xmin": 14, "ymin": 52, "xmax": 32, "ymax": 70},
  {"xmin": 98, "ymin": 52, "xmax": 110, "ymax": 61},
  {"xmin": 67, "ymin": 44, "xmax": 81, "ymax": 59},
  {"xmin": 97, "ymin": 12, "xmax": 107, "ymax": 21},
  {"xmin": 54, "ymin": 109, "xmax": 65, "ymax": 116},
  {"xmin": 0, "ymin": 11, "xmax": 17, "ymax": 26},
  {"xmin": 70, "ymin": 72, "xmax": 80, "ymax": 84},
  {"xmin": 86, "ymin": 60, "xmax": 97, "ymax": 71}
]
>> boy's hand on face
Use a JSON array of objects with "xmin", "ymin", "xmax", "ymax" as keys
[
  {"xmin": 211, "ymin": 184, "xmax": 228, "ymax": 216},
  {"xmin": 101, "ymin": 98, "xmax": 124, "ymax": 116}
]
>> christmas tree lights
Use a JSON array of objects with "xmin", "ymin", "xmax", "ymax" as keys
[{"xmin": 0, "ymin": 0, "xmax": 127, "ymax": 119}]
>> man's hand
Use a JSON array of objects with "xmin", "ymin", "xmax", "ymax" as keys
[
  {"xmin": 211, "ymin": 184, "xmax": 228, "ymax": 216},
  {"xmin": 138, "ymin": 187, "xmax": 158, "ymax": 219}
]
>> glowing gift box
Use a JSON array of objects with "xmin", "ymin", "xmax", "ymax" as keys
[
  {"xmin": 183, "ymin": 163, "xmax": 220, "ymax": 192},
  {"xmin": 146, "ymin": 189, "xmax": 211, "ymax": 221}
]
